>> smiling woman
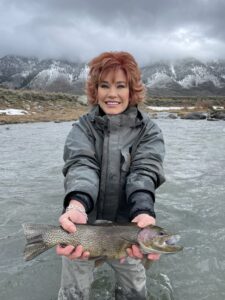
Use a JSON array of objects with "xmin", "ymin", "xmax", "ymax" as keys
[
  {"xmin": 57, "ymin": 51, "xmax": 166, "ymax": 300},
  {"xmin": 97, "ymin": 69, "xmax": 130, "ymax": 115},
  {"xmin": 86, "ymin": 51, "xmax": 145, "ymax": 106}
]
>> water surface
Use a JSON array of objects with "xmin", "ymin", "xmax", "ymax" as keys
[{"xmin": 0, "ymin": 119, "xmax": 225, "ymax": 300}]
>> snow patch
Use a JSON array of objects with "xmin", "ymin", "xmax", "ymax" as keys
[
  {"xmin": 78, "ymin": 65, "xmax": 89, "ymax": 80},
  {"xmin": 178, "ymin": 75, "xmax": 196, "ymax": 88},
  {"xmin": 38, "ymin": 66, "xmax": 72, "ymax": 83},
  {"xmin": 178, "ymin": 66, "xmax": 222, "ymax": 88},
  {"xmin": 147, "ymin": 106, "xmax": 195, "ymax": 111},
  {"xmin": 170, "ymin": 63, "xmax": 176, "ymax": 78},
  {"xmin": 212, "ymin": 106, "xmax": 224, "ymax": 110},
  {"xmin": 146, "ymin": 72, "xmax": 172, "ymax": 88},
  {"xmin": 0, "ymin": 109, "xmax": 28, "ymax": 115}
]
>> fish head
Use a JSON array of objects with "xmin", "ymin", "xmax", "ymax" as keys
[{"xmin": 137, "ymin": 225, "xmax": 183, "ymax": 254}]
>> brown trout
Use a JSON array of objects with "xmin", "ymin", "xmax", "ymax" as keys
[{"xmin": 23, "ymin": 223, "xmax": 183, "ymax": 261}]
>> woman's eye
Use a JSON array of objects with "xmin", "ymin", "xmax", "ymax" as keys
[
  {"xmin": 100, "ymin": 84, "xmax": 109, "ymax": 88},
  {"xmin": 117, "ymin": 85, "xmax": 126, "ymax": 88}
]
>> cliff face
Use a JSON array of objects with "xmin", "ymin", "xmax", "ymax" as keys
[{"xmin": 1, "ymin": 55, "xmax": 225, "ymax": 96}]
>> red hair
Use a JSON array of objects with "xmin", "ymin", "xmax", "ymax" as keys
[{"xmin": 86, "ymin": 51, "xmax": 145, "ymax": 106}]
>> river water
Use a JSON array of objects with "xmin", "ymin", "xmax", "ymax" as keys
[{"xmin": 0, "ymin": 119, "xmax": 225, "ymax": 300}]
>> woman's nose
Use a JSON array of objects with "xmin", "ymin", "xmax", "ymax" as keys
[{"xmin": 108, "ymin": 86, "xmax": 117, "ymax": 97}]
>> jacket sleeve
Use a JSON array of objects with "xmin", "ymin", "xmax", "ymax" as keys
[
  {"xmin": 62, "ymin": 120, "xmax": 100, "ymax": 211},
  {"xmin": 126, "ymin": 120, "xmax": 165, "ymax": 217}
]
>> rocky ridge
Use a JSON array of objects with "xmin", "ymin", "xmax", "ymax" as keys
[
  {"xmin": 0, "ymin": 55, "xmax": 86, "ymax": 94},
  {"xmin": 1, "ymin": 55, "xmax": 225, "ymax": 96},
  {"xmin": 141, "ymin": 58, "xmax": 225, "ymax": 96}
]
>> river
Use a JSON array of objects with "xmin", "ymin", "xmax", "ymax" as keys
[{"xmin": 0, "ymin": 119, "xmax": 225, "ymax": 300}]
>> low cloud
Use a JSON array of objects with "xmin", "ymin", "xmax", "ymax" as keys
[{"xmin": 1, "ymin": 0, "xmax": 225, "ymax": 64}]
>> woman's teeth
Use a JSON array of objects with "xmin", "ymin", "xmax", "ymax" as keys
[{"xmin": 106, "ymin": 101, "xmax": 120, "ymax": 105}]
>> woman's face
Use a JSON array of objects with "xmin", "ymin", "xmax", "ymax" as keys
[{"xmin": 97, "ymin": 69, "xmax": 129, "ymax": 115}]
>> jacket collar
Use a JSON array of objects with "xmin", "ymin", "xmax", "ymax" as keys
[{"xmin": 88, "ymin": 105, "xmax": 145, "ymax": 128}]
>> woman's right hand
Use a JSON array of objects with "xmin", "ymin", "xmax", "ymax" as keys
[{"xmin": 56, "ymin": 200, "xmax": 90, "ymax": 260}]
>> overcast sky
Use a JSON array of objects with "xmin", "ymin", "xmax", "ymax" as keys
[{"xmin": 1, "ymin": 0, "xmax": 225, "ymax": 65}]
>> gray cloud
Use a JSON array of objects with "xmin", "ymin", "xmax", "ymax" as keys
[{"xmin": 1, "ymin": 0, "xmax": 225, "ymax": 65}]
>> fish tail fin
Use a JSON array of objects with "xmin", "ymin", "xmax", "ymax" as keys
[{"xmin": 22, "ymin": 223, "xmax": 56, "ymax": 261}]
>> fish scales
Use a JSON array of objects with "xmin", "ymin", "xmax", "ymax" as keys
[
  {"xmin": 23, "ymin": 223, "xmax": 183, "ymax": 261},
  {"xmin": 43, "ymin": 224, "xmax": 140, "ymax": 259}
]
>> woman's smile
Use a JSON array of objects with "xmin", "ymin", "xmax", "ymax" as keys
[{"xmin": 97, "ymin": 69, "xmax": 129, "ymax": 115}]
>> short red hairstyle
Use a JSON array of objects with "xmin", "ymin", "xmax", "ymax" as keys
[{"xmin": 86, "ymin": 51, "xmax": 145, "ymax": 106}]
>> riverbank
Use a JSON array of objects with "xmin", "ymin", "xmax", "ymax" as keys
[
  {"xmin": 0, "ymin": 88, "xmax": 89, "ymax": 124},
  {"xmin": 0, "ymin": 88, "xmax": 225, "ymax": 124},
  {"xmin": 0, "ymin": 104, "xmax": 88, "ymax": 124}
]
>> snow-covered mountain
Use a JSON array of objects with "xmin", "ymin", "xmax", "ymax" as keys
[
  {"xmin": 142, "ymin": 57, "xmax": 225, "ymax": 96},
  {"xmin": 0, "ymin": 55, "xmax": 86, "ymax": 94},
  {"xmin": 1, "ymin": 55, "xmax": 225, "ymax": 96}
]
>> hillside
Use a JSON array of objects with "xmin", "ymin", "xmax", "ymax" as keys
[
  {"xmin": 0, "ymin": 88, "xmax": 88, "ymax": 124},
  {"xmin": 1, "ymin": 55, "xmax": 225, "ymax": 97},
  {"xmin": 142, "ymin": 58, "xmax": 225, "ymax": 96},
  {"xmin": 1, "ymin": 88, "xmax": 225, "ymax": 124}
]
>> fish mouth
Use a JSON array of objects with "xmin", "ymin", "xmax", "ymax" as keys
[
  {"xmin": 138, "ymin": 233, "xmax": 183, "ymax": 254},
  {"xmin": 165, "ymin": 234, "xmax": 181, "ymax": 245},
  {"xmin": 159, "ymin": 235, "xmax": 183, "ymax": 252}
]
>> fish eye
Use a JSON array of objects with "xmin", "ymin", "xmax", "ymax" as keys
[{"xmin": 159, "ymin": 231, "xmax": 165, "ymax": 236}]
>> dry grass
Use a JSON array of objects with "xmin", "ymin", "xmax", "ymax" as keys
[
  {"xmin": 0, "ymin": 88, "xmax": 89, "ymax": 124},
  {"xmin": 0, "ymin": 107, "xmax": 89, "ymax": 124},
  {"xmin": 145, "ymin": 96, "xmax": 225, "ymax": 108},
  {"xmin": 1, "ymin": 88, "xmax": 225, "ymax": 124}
]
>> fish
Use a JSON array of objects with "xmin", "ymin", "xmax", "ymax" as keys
[{"xmin": 22, "ymin": 223, "xmax": 183, "ymax": 262}]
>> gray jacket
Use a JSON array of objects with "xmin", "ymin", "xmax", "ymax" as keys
[{"xmin": 63, "ymin": 105, "xmax": 165, "ymax": 222}]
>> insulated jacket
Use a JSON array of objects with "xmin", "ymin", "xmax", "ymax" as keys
[{"xmin": 63, "ymin": 105, "xmax": 165, "ymax": 222}]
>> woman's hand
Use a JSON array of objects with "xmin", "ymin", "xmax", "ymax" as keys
[
  {"xmin": 56, "ymin": 200, "xmax": 90, "ymax": 260},
  {"xmin": 126, "ymin": 213, "xmax": 161, "ymax": 261}
]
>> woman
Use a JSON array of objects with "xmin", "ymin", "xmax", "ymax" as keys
[{"xmin": 57, "ymin": 51, "xmax": 165, "ymax": 300}]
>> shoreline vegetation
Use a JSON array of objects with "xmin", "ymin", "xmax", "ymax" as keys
[{"xmin": 0, "ymin": 87, "xmax": 225, "ymax": 124}]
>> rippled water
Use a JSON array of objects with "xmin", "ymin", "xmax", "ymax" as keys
[{"xmin": 0, "ymin": 119, "xmax": 225, "ymax": 300}]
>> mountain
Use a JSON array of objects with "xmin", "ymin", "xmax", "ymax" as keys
[
  {"xmin": 0, "ymin": 55, "xmax": 225, "ymax": 96},
  {"xmin": 0, "ymin": 55, "xmax": 87, "ymax": 94},
  {"xmin": 142, "ymin": 57, "xmax": 225, "ymax": 96}
]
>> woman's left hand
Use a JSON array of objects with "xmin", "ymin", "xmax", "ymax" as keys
[{"xmin": 125, "ymin": 214, "xmax": 161, "ymax": 261}]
